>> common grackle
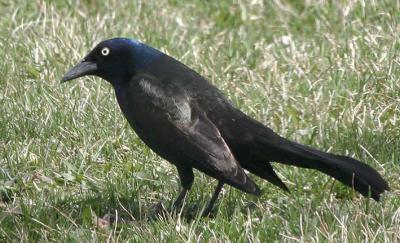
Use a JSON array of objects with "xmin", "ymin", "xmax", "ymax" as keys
[{"xmin": 62, "ymin": 38, "xmax": 389, "ymax": 216}]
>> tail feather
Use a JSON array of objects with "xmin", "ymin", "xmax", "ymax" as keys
[{"xmin": 259, "ymin": 139, "xmax": 389, "ymax": 201}]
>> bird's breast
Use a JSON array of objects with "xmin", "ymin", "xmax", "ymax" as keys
[{"xmin": 113, "ymin": 82, "xmax": 136, "ymax": 123}]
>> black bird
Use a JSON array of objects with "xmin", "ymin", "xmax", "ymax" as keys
[{"xmin": 62, "ymin": 38, "xmax": 389, "ymax": 216}]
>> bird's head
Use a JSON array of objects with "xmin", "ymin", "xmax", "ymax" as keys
[{"xmin": 62, "ymin": 38, "xmax": 161, "ymax": 84}]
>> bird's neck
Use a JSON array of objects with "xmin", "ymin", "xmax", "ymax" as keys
[
  {"xmin": 112, "ymin": 78, "xmax": 129, "ymax": 96},
  {"xmin": 132, "ymin": 43, "xmax": 163, "ymax": 70}
]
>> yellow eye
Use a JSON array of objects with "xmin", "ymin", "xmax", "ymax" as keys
[{"xmin": 101, "ymin": 47, "xmax": 110, "ymax": 56}]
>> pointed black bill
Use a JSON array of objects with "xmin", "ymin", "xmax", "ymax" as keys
[{"xmin": 61, "ymin": 60, "xmax": 97, "ymax": 82}]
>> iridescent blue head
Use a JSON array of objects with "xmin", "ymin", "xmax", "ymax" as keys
[{"xmin": 62, "ymin": 38, "xmax": 162, "ymax": 84}]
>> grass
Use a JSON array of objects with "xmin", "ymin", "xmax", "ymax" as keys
[{"xmin": 0, "ymin": 0, "xmax": 399, "ymax": 241}]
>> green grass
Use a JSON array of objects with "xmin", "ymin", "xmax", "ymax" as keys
[{"xmin": 0, "ymin": 0, "xmax": 399, "ymax": 241}]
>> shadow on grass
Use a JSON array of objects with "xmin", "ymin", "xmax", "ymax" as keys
[{"xmin": 0, "ymin": 191, "xmax": 237, "ymax": 235}]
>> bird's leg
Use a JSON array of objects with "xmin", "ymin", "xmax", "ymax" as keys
[
  {"xmin": 173, "ymin": 187, "xmax": 190, "ymax": 209},
  {"xmin": 202, "ymin": 180, "xmax": 224, "ymax": 217},
  {"xmin": 173, "ymin": 165, "xmax": 194, "ymax": 210}
]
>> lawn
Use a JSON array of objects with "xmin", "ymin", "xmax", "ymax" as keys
[{"xmin": 0, "ymin": 0, "xmax": 399, "ymax": 242}]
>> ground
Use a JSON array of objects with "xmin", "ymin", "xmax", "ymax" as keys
[{"xmin": 0, "ymin": 0, "xmax": 399, "ymax": 242}]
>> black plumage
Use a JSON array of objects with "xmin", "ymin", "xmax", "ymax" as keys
[{"xmin": 62, "ymin": 38, "xmax": 389, "ymax": 216}]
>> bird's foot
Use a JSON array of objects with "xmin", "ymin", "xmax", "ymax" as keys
[
  {"xmin": 148, "ymin": 201, "xmax": 217, "ymax": 219},
  {"xmin": 148, "ymin": 201, "xmax": 184, "ymax": 219},
  {"xmin": 148, "ymin": 201, "xmax": 169, "ymax": 218},
  {"xmin": 201, "ymin": 205, "xmax": 218, "ymax": 218}
]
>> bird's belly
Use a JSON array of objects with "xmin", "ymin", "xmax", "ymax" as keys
[
  {"xmin": 115, "ymin": 93, "xmax": 188, "ymax": 166},
  {"xmin": 132, "ymin": 120, "xmax": 191, "ymax": 166}
]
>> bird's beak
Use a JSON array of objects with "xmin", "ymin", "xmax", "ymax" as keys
[{"xmin": 61, "ymin": 59, "xmax": 98, "ymax": 82}]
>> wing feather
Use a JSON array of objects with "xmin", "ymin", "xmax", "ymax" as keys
[{"xmin": 127, "ymin": 74, "xmax": 260, "ymax": 195}]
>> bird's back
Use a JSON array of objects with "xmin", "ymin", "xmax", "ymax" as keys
[{"xmin": 140, "ymin": 54, "xmax": 289, "ymax": 170}]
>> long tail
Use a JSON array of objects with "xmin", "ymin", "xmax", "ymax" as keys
[{"xmin": 257, "ymin": 137, "xmax": 389, "ymax": 201}]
